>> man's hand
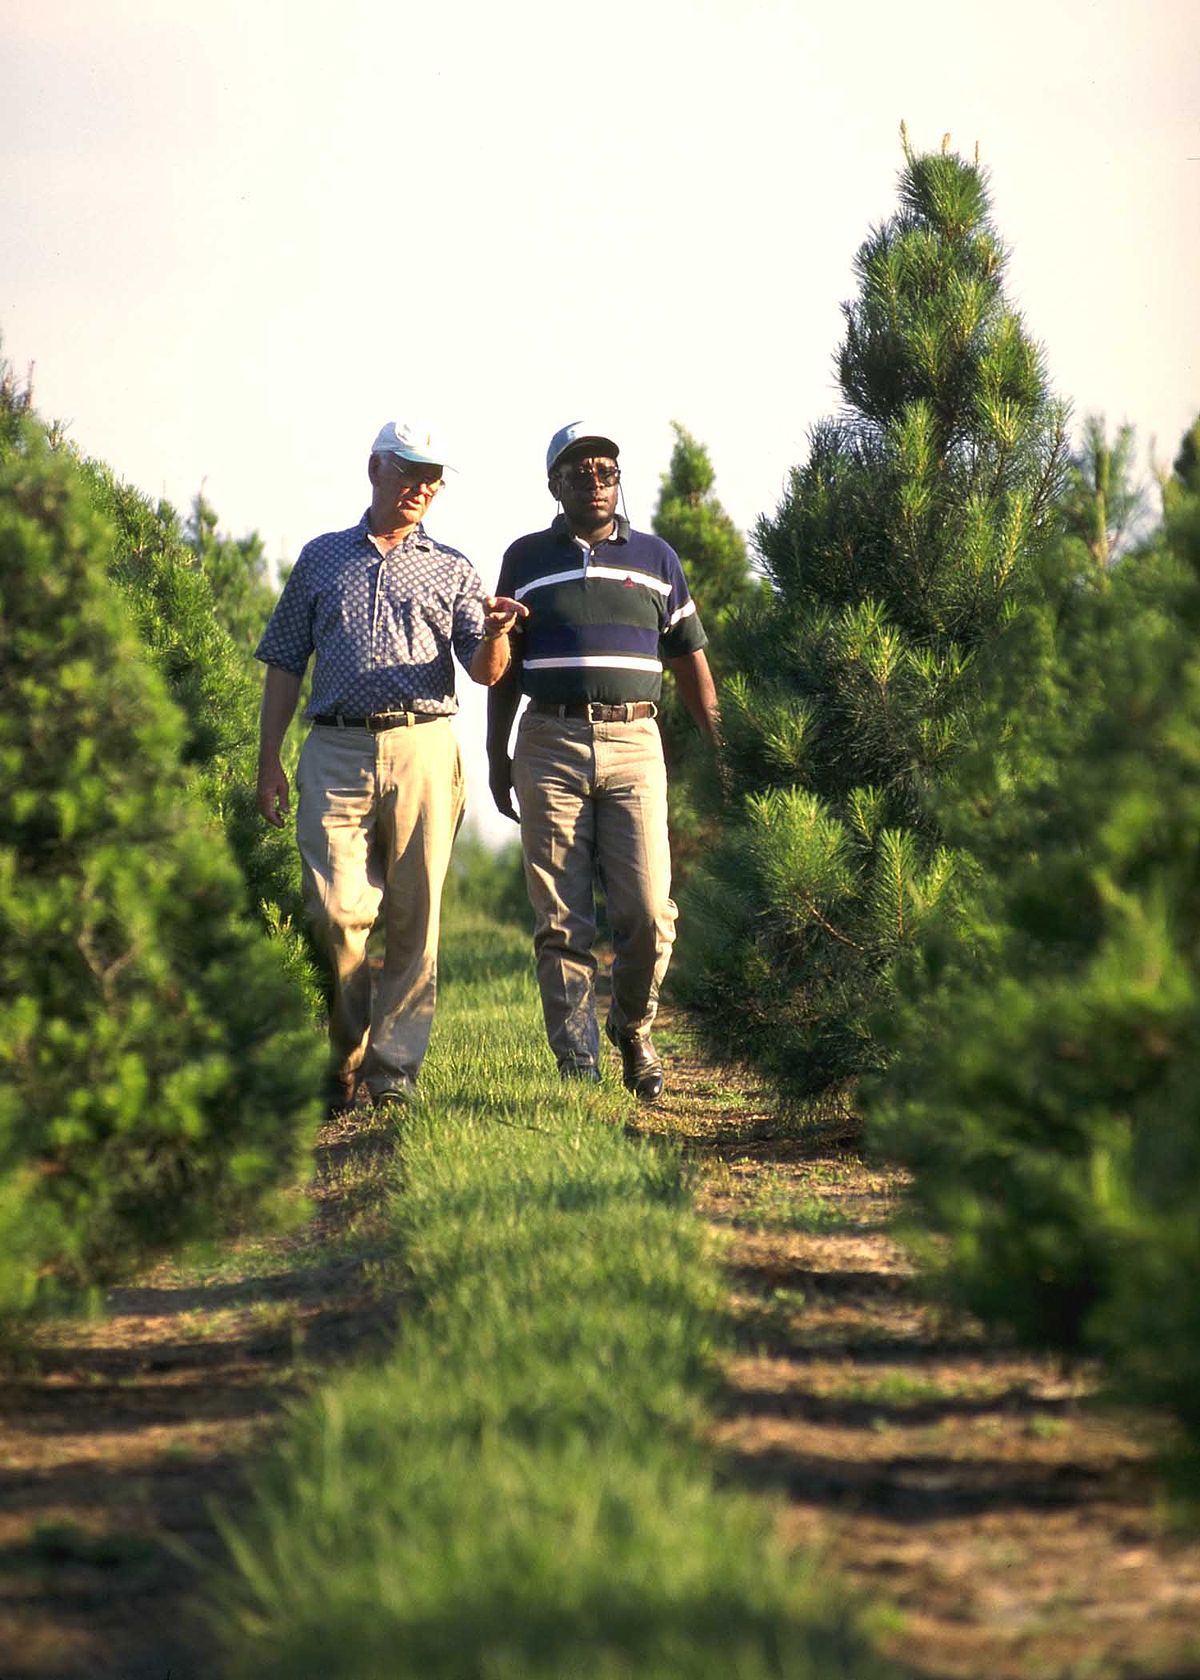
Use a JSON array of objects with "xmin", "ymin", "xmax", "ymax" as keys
[
  {"xmin": 257, "ymin": 665, "xmax": 302, "ymax": 825},
  {"xmin": 482, "ymin": 595, "xmax": 529, "ymax": 639},
  {"xmin": 488, "ymin": 755, "xmax": 519, "ymax": 823},
  {"xmin": 257, "ymin": 759, "xmax": 291, "ymax": 827}
]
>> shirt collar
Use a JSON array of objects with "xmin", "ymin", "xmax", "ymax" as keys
[
  {"xmin": 360, "ymin": 512, "xmax": 431, "ymax": 556},
  {"xmin": 552, "ymin": 511, "xmax": 629, "ymax": 547}
]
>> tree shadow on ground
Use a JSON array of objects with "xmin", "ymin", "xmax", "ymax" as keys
[{"xmin": 0, "ymin": 1106, "xmax": 406, "ymax": 1680}]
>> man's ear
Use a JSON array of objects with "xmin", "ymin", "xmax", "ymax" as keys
[{"xmin": 367, "ymin": 452, "xmax": 381, "ymax": 486}]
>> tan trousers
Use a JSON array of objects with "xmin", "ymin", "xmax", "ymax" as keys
[
  {"xmin": 512, "ymin": 711, "xmax": 676, "ymax": 1070},
  {"xmin": 296, "ymin": 720, "xmax": 464, "ymax": 1095}
]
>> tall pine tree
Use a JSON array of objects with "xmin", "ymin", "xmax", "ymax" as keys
[
  {"xmin": 676, "ymin": 135, "xmax": 1067, "ymax": 1096},
  {"xmin": 867, "ymin": 422, "xmax": 1200, "ymax": 1497},
  {"xmin": 652, "ymin": 423, "xmax": 761, "ymax": 875}
]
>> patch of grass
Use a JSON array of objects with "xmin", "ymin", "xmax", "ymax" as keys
[
  {"xmin": 834, "ymin": 1369, "xmax": 972, "ymax": 1407},
  {"xmin": 246, "ymin": 1300, "xmax": 302, "ymax": 1338},
  {"xmin": 732, "ymin": 1181, "xmax": 852, "ymax": 1234},
  {"xmin": 1026, "ymin": 1414, "xmax": 1068, "ymax": 1441},
  {"xmin": 210, "ymin": 906, "xmax": 900, "ymax": 1679}
]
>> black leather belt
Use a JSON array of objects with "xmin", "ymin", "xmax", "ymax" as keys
[
  {"xmin": 312, "ymin": 712, "xmax": 446, "ymax": 731},
  {"xmin": 528, "ymin": 701, "xmax": 658, "ymax": 722}
]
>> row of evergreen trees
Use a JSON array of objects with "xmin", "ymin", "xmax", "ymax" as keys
[
  {"xmin": 0, "ymin": 366, "xmax": 321, "ymax": 1318},
  {"xmin": 662, "ymin": 139, "xmax": 1200, "ymax": 1497},
  {"xmin": 870, "ymin": 425, "xmax": 1200, "ymax": 1494}
]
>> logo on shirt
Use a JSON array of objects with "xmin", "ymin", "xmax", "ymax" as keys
[{"xmin": 623, "ymin": 576, "xmax": 635, "ymax": 587}]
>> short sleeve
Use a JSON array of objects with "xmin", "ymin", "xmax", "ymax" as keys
[
  {"xmin": 659, "ymin": 548, "xmax": 708, "ymax": 659},
  {"xmin": 451, "ymin": 558, "xmax": 488, "ymax": 671},
  {"xmin": 255, "ymin": 547, "xmax": 315, "ymax": 675}
]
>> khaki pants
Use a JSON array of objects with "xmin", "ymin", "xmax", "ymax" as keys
[
  {"xmin": 512, "ymin": 711, "xmax": 676, "ymax": 1069},
  {"xmin": 296, "ymin": 720, "xmax": 464, "ymax": 1094}
]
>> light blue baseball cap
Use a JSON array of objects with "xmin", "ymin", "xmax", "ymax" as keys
[
  {"xmin": 371, "ymin": 419, "xmax": 455, "ymax": 472},
  {"xmin": 546, "ymin": 421, "xmax": 620, "ymax": 475}
]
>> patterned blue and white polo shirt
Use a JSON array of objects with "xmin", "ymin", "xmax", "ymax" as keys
[{"xmin": 256, "ymin": 513, "xmax": 487, "ymax": 717}]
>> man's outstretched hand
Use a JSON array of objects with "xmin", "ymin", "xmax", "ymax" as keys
[{"xmin": 483, "ymin": 595, "xmax": 529, "ymax": 639}]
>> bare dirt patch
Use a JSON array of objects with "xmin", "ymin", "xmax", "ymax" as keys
[
  {"xmin": 647, "ymin": 1014, "xmax": 1200, "ymax": 1680},
  {"xmin": 0, "ymin": 1108, "xmax": 401, "ymax": 1680}
]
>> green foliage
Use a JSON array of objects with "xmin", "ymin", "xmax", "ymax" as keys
[
  {"xmin": 444, "ymin": 828, "xmax": 529, "ymax": 927},
  {"xmin": 0, "ymin": 414, "xmax": 323, "ymax": 1313},
  {"xmin": 1, "ymin": 357, "xmax": 318, "ymax": 1005},
  {"xmin": 1059, "ymin": 414, "xmax": 1145, "ymax": 571},
  {"xmin": 676, "ymin": 142, "xmax": 1067, "ymax": 1095},
  {"xmin": 185, "ymin": 490, "xmax": 278, "ymax": 663},
  {"xmin": 213, "ymin": 908, "xmax": 898, "ymax": 1679},
  {"xmin": 651, "ymin": 423, "xmax": 763, "ymax": 877},
  {"xmin": 868, "ymin": 422, "xmax": 1200, "ymax": 1494},
  {"xmin": 75, "ymin": 460, "xmax": 307, "ymax": 941},
  {"xmin": 654, "ymin": 423, "xmax": 761, "ymax": 634}
]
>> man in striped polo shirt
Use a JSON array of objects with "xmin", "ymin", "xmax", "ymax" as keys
[{"xmin": 487, "ymin": 422, "xmax": 721, "ymax": 1098}]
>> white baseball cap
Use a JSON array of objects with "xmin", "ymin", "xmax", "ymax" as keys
[
  {"xmin": 371, "ymin": 419, "xmax": 455, "ymax": 472},
  {"xmin": 546, "ymin": 421, "xmax": 620, "ymax": 475}
]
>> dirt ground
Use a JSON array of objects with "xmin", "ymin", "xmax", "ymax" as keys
[
  {"xmin": 0, "ymin": 1110, "xmax": 401, "ymax": 1680},
  {"xmin": 2, "ymin": 1028, "xmax": 1200, "ymax": 1679},
  {"xmin": 656, "ymin": 1028, "xmax": 1200, "ymax": 1680}
]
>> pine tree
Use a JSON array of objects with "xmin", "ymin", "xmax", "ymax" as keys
[
  {"xmin": 1060, "ymin": 414, "xmax": 1145, "ymax": 572},
  {"xmin": 675, "ymin": 136, "xmax": 1067, "ymax": 1096},
  {"xmin": 185, "ymin": 489, "xmax": 278, "ymax": 663},
  {"xmin": 60, "ymin": 450, "xmax": 316, "ymax": 999},
  {"xmin": 867, "ymin": 421, "xmax": 1200, "ymax": 1496},
  {"xmin": 0, "ymin": 412, "xmax": 323, "ymax": 1314},
  {"xmin": 651, "ymin": 423, "xmax": 761, "ymax": 875}
]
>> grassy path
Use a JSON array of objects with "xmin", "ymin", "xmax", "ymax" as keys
[{"xmin": 1, "ymin": 907, "xmax": 1199, "ymax": 1676}]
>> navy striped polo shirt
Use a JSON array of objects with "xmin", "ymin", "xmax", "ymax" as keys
[{"xmin": 496, "ymin": 514, "xmax": 708, "ymax": 705}]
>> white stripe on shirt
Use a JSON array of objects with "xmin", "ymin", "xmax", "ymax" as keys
[
  {"xmin": 514, "ymin": 564, "xmax": 672, "ymax": 601},
  {"xmin": 523, "ymin": 654, "xmax": 664, "ymax": 672}
]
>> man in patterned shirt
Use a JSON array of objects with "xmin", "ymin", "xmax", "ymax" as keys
[
  {"xmin": 487, "ymin": 422, "xmax": 720, "ymax": 1100},
  {"xmin": 256, "ymin": 419, "xmax": 526, "ymax": 1111}
]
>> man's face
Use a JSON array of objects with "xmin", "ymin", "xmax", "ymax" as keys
[
  {"xmin": 372, "ymin": 452, "xmax": 444, "ymax": 522},
  {"xmin": 551, "ymin": 451, "xmax": 620, "ymax": 532}
]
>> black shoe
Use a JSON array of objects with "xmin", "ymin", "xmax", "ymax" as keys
[
  {"xmin": 326, "ymin": 1070, "xmax": 361, "ymax": 1118},
  {"xmin": 370, "ymin": 1074, "xmax": 416, "ymax": 1109},
  {"xmin": 559, "ymin": 1060, "xmax": 601, "ymax": 1083},
  {"xmin": 605, "ymin": 1019, "xmax": 664, "ymax": 1102}
]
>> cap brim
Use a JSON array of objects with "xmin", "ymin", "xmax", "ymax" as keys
[
  {"xmin": 383, "ymin": 447, "xmax": 456, "ymax": 472},
  {"xmin": 549, "ymin": 434, "xmax": 620, "ymax": 472}
]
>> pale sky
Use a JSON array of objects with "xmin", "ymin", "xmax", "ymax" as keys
[{"xmin": 4, "ymin": 0, "xmax": 1198, "ymax": 842}]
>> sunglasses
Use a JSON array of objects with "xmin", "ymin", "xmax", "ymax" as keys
[
  {"xmin": 558, "ymin": 462, "xmax": 620, "ymax": 490},
  {"xmin": 389, "ymin": 458, "xmax": 444, "ymax": 487}
]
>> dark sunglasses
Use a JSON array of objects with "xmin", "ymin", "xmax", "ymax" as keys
[{"xmin": 558, "ymin": 462, "xmax": 620, "ymax": 489}]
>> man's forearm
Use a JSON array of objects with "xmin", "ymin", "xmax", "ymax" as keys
[
  {"xmin": 486, "ymin": 661, "xmax": 522, "ymax": 759},
  {"xmin": 259, "ymin": 664, "xmax": 303, "ymax": 764},
  {"xmin": 470, "ymin": 630, "xmax": 514, "ymax": 687},
  {"xmin": 666, "ymin": 650, "xmax": 721, "ymax": 743}
]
